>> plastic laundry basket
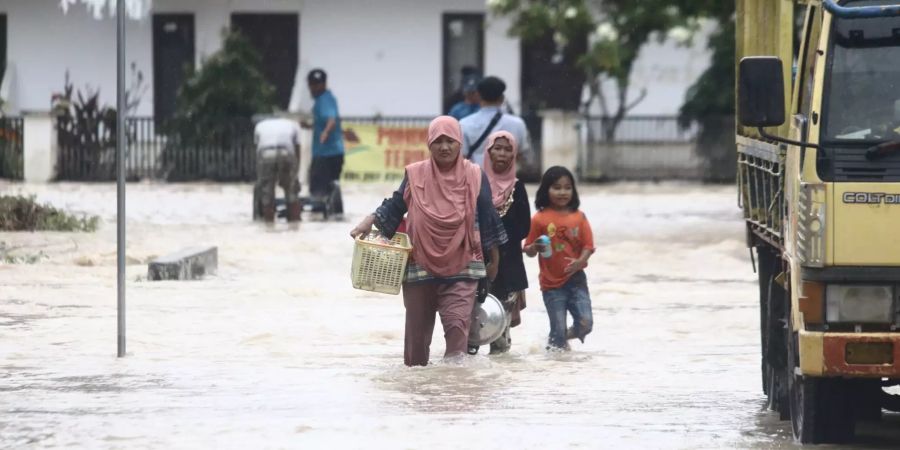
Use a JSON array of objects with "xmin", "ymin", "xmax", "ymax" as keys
[{"xmin": 351, "ymin": 231, "xmax": 412, "ymax": 295}]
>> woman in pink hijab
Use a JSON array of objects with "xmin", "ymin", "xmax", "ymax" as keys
[
  {"xmin": 468, "ymin": 131, "xmax": 531, "ymax": 355},
  {"xmin": 350, "ymin": 116, "xmax": 508, "ymax": 366}
]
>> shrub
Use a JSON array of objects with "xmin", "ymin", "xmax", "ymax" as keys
[
  {"xmin": 0, "ymin": 195, "xmax": 99, "ymax": 232},
  {"xmin": 162, "ymin": 30, "xmax": 276, "ymax": 181}
]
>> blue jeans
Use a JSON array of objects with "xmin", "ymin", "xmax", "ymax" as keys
[{"xmin": 542, "ymin": 271, "xmax": 593, "ymax": 349}]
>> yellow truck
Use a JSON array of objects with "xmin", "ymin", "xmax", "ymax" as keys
[{"xmin": 736, "ymin": 0, "xmax": 900, "ymax": 443}]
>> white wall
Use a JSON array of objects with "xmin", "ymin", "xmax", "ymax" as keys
[
  {"xmin": 295, "ymin": 0, "xmax": 519, "ymax": 116},
  {"xmin": 3, "ymin": 0, "xmax": 521, "ymax": 117},
  {"xmin": 4, "ymin": 0, "xmax": 151, "ymax": 115}
]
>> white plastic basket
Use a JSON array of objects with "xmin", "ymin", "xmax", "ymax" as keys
[{"xmin": 351, "ymin": 231, "xmax": 412, "ymax": 295}]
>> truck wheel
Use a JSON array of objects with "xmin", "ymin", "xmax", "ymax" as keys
[
  {"xmin": 765, "ymin": 275, "xmax": 789, "ymax": 419},
  {"xmin": 757, "ymin": 246, "xmax": 776, "ymax": 395},
  {"xmin": 853, "ymin": 379, "xmax": 883, "ymax": 422},
  {"xmin": 787, "ymin": 329, "xmax": 855, "ymax": 443}
]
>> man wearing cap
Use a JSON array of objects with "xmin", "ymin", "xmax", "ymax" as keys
[
  {"xmin": 448, "ymin": 75, "xmax": 481, "ymax": 121},
  {"xmin": 460, "ymin": 76, "xmax": 533, "ymax": 169},
  {"xmin": 307, "ymin": 68, "xmax": 345, "ymax": 218},
  {"xmin": 254, "ymin": 115, "xmax": 302, "ymax": 223}
]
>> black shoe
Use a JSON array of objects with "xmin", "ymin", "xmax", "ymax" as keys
[{"xmin": 467, "ymin": 345, "xmax": 479, "ymax": 355}]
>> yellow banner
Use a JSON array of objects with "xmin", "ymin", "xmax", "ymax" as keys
[{"xmin": 341, "ymin": 123, "xmax": 430, "ymax": 183}]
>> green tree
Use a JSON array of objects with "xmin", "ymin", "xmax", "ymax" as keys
[
  {"xmin": 169, "ymin": 29, "xmax": 275, "ymax": 140},
  {"xmin": 678, "ymin": 5, "xmax": 736, "ymax": 182},
  {"xmin": 491, "ymin": 0, "xmax": 706, "ymax": 140},
  {"xmin": 164, "ymin": 29, "xmax": 276, "ymax": 180}
]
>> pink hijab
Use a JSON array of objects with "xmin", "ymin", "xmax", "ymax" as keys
[
  {"xmin": 482, "ymin": 131, "xmax": 518, "ymax": 209},
  {"xmin": 404, "ymin": 116, "xmax": 483, "ymax": 277}
]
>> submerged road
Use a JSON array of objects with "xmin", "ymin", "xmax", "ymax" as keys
[{"xmin": 2, "ymin": 181, "xmax": 899, "ymax": 448}]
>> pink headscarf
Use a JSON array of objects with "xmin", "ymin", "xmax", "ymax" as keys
[
  {"xmin": 404, "ymin": 116, "xmax": 483, "ymax": 277},
  {"xmin": 482, "ymin": 131, "xmax": 518, "ymax": 209}
]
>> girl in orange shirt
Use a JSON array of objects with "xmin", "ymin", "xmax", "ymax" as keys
[{"xmin": 524, "ymin": 166, "xmax": 595, "ymax": 350}]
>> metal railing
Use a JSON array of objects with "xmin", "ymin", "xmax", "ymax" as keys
[
  {"xmin": 51, "ymin": 114, "xmax": 547, "ymax": 182},
  {"xmin": 583, "ymin": 115, "xmax": 698, "ymax": 144},
  {"xmin": 0, "ymin": 117, "xmax": 24, "ymax": 180},
  {"xmin": 56, "ymin": 117, "xmax": 257, "ymax": 181},
  {"xmin": 580, "ymin": 115, "xmax": 723, "ymax": 181}
]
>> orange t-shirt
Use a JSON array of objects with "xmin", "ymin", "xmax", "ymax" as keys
[{"xmin": 524, "ymin": 208, "xmax": 595, "ymax": 291}]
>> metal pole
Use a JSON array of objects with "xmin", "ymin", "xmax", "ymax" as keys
[{"xmin": 116, "ymin": 0, "xmax": 127, "ymax": 358}]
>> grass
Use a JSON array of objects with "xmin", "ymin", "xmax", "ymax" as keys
[{"xmin": 0, "ymin": 195, "xmax": 99, "ymax": 232}]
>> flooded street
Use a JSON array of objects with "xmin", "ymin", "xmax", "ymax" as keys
[{"xmin": 2, "ymin": 181, "xmax": 898, "ymax": 448}]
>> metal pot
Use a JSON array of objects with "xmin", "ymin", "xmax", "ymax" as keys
[{"xmin": 468, "ymin": 293, "xmax": 510, "ymax": 346}]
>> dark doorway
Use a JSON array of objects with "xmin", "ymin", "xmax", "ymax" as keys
[
  {"xmin": 520, "ymin": 32, "xmax": 586, "ymax": 114},
  {"xmin": 153, "ymin": 14, "xmax": 195, "ymax": 122},
  {"xmin": 442, "ymin": 14, "xmax": 484, "ymax": 114},
  {"xmin": 0, "ymin": 15, "xmax": 7, "ymax": 87},
  {"xmin": 231, "ymin": 13, "xmax": 299, "ymax": 110}
]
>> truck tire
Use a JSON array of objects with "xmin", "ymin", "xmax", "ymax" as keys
[
  {"xmin": 853, "ymin": 379, "xmax": 883, "ymax": 422},
  {"xmin": 787, "ymin": 327, "xmax": 856, "ymax": 443},
  {"xmin": 757, "ymin": 246, "xmax": 776, "ymax": 395},
  {"xmin": 765, "ymin": 275, "xmax": 789, "ymax": 419}
]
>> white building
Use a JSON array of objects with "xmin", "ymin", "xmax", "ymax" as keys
[
  {"xmin": 0, "ymin": 0, "xmax": 710, "ymax": 119},
  {"xmin": 1, "ymin": 0, "xmax": 520, "ymax": 118}
]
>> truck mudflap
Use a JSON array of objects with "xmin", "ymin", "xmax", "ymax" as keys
[{"xmin": 800, "ymin": 330, "xmax": 900, "ymax": 377}]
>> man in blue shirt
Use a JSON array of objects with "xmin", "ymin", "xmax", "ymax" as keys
[
  {"xmin": 307, "ymin": 68, "xmax": 344, "ymax": 217},
  {"xmin": 448, "ymin": 75, "xmax": 481, "ymax": 121}
]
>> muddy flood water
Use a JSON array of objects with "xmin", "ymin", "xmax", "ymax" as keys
[{"xmin": 2, "ymin": 181, "xmax": 900, "ymax": 449}]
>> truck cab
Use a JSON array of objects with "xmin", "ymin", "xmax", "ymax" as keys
[{"xmin": 736, "ymin": 0, "xmax": 900, "ymax": 443}]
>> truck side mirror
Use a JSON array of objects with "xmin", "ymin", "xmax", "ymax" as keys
[{"xmin": 739, "ymin": 57, "xmax": 786, "ymax": 128}]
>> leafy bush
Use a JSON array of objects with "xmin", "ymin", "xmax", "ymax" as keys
[
  {"xmin": 0, "ymin": 195, "xmax": 99, "ymax": 232},
  {"xmin": 162, "ymin": 30, "xmax": 276, "ymax": 180},
  {"xmin": 53, "ymin": 67, "xmax": 147, "ymax": 180}
]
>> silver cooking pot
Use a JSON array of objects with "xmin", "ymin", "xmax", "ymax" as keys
[{"xmin": 468, "ymin": 293, "xmax": 510, "ymax": 346}]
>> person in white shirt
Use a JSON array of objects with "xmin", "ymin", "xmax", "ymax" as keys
[{"xmin": 254, "ymin": 116, "xmax": 302, "ymax": 223}]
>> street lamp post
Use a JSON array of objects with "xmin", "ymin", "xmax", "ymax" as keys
[{"xmin": 116, "ymin": 0, "xmax": 126, "ymax": 358}]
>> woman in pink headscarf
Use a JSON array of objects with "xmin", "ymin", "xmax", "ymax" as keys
[
  {"xmin": 468, "ymin": 131, "xmax": 531, "ymax": 355},
  {"xmin": 350, "ymin": 116, "xmax": 508, "ymax": 366}
]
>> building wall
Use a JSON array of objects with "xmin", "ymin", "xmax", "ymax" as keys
[
  {"xmin": 2, "ymin": 1, "xmax": 710, "ymax": 118},
  {"xmin": 3, "ymin": 0, "xmax": 150, "ymax": 114},
  {"xmin": 2, "ymin": 0, "xmax": 520, "ymax": 117}
]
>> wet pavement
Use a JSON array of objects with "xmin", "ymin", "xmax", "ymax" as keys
[{"xmin": 2, "ymin": 181, "xmax": 899, "ymax": 448}]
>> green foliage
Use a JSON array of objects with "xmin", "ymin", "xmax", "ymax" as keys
[
  {"xmin": 676, "ymin": 4, "xmax": 737, "ymax": 182},
  {"xmin": 0, "ymin": 195, "xmax": 99, "ymax": 232},
  {"xmin": 54, "ymin": 71, "xmax": 118, "ymax": 179},
  {"xmin": 491, "ymin": 0, "xmax": 709, "ymax": 139},
  {"xmin": 53, "ymin": 65, "xmax": 147, "ymax": 180},
  {"xmin": 678, "ymin": 5, "xmax": 735, "ymax": 124},
  {"xmin": 163, "ymin": 30, "xmax": 275, "ymax": 181},
  {"xmin": 167, "ymin": 29, "xmax": 276, "ymax": 143}
]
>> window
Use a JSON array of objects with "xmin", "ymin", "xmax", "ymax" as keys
[
  {"xmin": 822, "ymin": 9, "xmax": 900, "ymax": 141},
  {"xmin": 442, "ymin": 13, "xmax": 484, "ymax": 113}
]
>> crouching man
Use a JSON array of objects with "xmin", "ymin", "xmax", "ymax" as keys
[{"xmin": 255, "ymin": 115, "xmax": 302, "ymax": 223}]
